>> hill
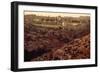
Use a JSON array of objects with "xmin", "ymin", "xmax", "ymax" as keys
[{"xmin": 31, "ymin": 34, "xmax": 90, "ymax": 61}]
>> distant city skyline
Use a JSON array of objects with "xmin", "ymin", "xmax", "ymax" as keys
[{"xmin": 24, "ymin": 11, "xmax": 90, "ymax": 17}]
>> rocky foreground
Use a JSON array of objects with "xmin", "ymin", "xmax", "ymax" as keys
[{"xmin": 31, "ymin": 34, "xmax": 90, "ymax": 61}]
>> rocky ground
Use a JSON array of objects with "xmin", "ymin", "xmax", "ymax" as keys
[{"xmin": 31, "ymin": 34, "xmax": 90, "ymax": 61}]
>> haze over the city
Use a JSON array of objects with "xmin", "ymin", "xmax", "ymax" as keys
[{"xmin": 24, "ymin": 11, "xmax": 90, "ymax": 17}]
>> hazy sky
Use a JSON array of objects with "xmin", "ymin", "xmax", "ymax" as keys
[{"xmin": 24, "ymin": 11, "xmax": 90, "ymax": 17}]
